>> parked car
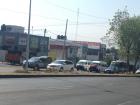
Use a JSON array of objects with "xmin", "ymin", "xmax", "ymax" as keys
[
  {"xmin": 89, "ymin": 61, "xmax": 107, "ymax": 73},
  {"xmin": 22, "ymin": 56, "xmax": 52, "ymax": 70},
  {"xmin": 76, "ymin": 60, "xmax": 92, "ymax": 71},
  {"xmin": 136, "ymin": 68, "xmax": 140, "ymax": 74},
  {"xmin": 89, "ymin": 63, "xmax": 100, "ymax": 73},
  {"xmin": 47, "ymin": 60, "xmax": 74, "ymax": 72},
  {"xmin": 104, "ymin": 61, "xmax": 128, "ymax": 73}
]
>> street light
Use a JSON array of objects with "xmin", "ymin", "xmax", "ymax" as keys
[{"xmin": 25, "ymin": 0, "xmax": 32, "ymax": 70}]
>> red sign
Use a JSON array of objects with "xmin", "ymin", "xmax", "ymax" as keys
[{"xmin": 74, "ymin": 41, "xmax": 100, "ymax": 49}]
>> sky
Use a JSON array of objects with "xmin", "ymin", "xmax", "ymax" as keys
[{"xmin": 0, "ymin": 0, "xmax": 140, "ymax": 42}]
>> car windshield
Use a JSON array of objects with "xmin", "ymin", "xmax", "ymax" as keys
[
  {"xmin": 108, "ymin": 64, "xmax": 116, "ymax": 70},
  {"xmin": 53, "ymin": 60, "xmax": 65, "ymax": 64},
  {"xmin": 91, "ymin": 62, "xmax": 99, "ymax": 65},
  {"xmin": 29, "ymin": 57, "xmax": 39, "ymax": 61}
]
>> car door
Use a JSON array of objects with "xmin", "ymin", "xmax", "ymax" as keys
[
  {"xmin": 67, "ymin": 61, "xmax": 74, "ymax": 70},
  {"xmin": 86, "ymin": 61, "xmax": 92, "ymax": 71},
  {"xmin": 63, "ymin": 61, "xmax": 68, "ymax": 70},
  {"xmin": 64, "ymin": 61, "xmax": 73, "ymax": 70},
  {"xmin": 38, "ymin": 58, "xmax": 46, "ymax": 68}
]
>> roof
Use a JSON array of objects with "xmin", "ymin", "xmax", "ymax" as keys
[{"xmin": 78, "ymin": 60, "xmax": 91, "ymax": 62}]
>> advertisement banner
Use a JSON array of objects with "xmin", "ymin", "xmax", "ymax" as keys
[
  {"xmin": 87, "ymin": 42, "xmax": 100, "ymax": 49},
  {"xmin": 30, "ymin": 36, "xmax": 39, "ymax": 49},
  {"xmin": 74, "ymin": 41, "xmax": 100, "ymax": 49}
]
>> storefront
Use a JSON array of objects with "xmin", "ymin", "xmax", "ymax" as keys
[{"xmin": 0, "ymin": 31, "xmax": 49, "ymax": 64}]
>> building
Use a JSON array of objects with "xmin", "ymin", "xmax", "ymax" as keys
[
  {"xmin": 74, "ymin": 41, "xmax": 106, "ymax": 61},
  {"xmin": 0, "ymin": 25, "xmax": 49, "ymax": 64},
  {"xmin": 49, "ymin": 39, "xmax": 80, "ymax": 60},
  {"xmin": 49, "ymin": 39, "xmax": 106, "ymax": 62},
  {"xmin": 0, "ymin": 24, "xmax": 106, "ymax": 64}
]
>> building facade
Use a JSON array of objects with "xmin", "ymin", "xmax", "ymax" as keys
[
  {"xmin": 74, "ymin": 41, "xmax": 106, "ymax": 61},
  {"xmin": 0, "ymin": 25, "xmax": 49, "ymax": 64}
]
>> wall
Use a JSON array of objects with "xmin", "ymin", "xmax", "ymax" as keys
[
  {"xmin": 48, "ymin": 48, "xmax": 63, "ymax": 60},
  {"xmin": 0, "ymin": 31, "xmax": 49, "ymax": 62}
]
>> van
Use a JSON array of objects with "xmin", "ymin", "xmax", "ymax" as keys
[
  {"xmin": 76, "ymin": 60, "xmax": 92, "ymax": 71},
  {"xmin": 104, "ymin": 61, "xmax": 128, "ymax": 73}
]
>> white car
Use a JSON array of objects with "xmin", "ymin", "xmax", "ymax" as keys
[
  {"xmin": 76, "ymin": 60, "xmax": 92, "ymax": 71},
  {"xmin": 47, "ymin": 60, "xmax": 74, "ymax": 71},
  {"xmin": 136, "ymin": 68, "xmax": 140, "ymax": 74}
]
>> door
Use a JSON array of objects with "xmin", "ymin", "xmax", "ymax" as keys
[
  {"xmin": 38, "ymin": 58, "xmax": 47, "ymax": 68},
  {"xmin": 64, "ymin": 61, "xmax": 74, "ymax": 70}
]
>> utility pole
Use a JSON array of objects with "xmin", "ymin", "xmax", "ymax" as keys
[
  {"xmin": 44, "ymin": 28, "xmax": 47, "ymax": 55},
  {"xmin": 75, "ymin": 8, "xmax": 79, "ymax": 41},
  {"xmin": 32, "ymin": 26, "xmax": 33, "ymax": 34},
  {"xmin": 25, "ymin": 0, "xmax": 32, "ymax": 70},
  {"xmin": 63, "ymin": 19, "xmax": 68, "ymax": 59}
]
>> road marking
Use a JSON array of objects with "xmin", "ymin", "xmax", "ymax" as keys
[{"xmin": 117, "ymin": 101, "xmax": 132, "ymax": 105}]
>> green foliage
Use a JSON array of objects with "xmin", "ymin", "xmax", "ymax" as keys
[
  {"xmin": 107, "ymin": 8, "xmax": 140, "ymax": 67},
  {"xmin": 104, "ymin": 55, "xmax": 112, "ymax": 66}
]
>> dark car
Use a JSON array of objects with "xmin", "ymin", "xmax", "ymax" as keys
[
  {"xmin": 104, "ymin": 61, "xmax": 128, "ymax": 73},
  {"xmin": 22, "ymin": 56, "xmax": 52, "ymax": 70},
  {"xmin": 89, "ymin": 64, "xmax": 100, "ymax": 73}
]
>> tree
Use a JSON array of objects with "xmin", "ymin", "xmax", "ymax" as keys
[
  {"xmin": 107, "ymin": 9, "xmax": 131, "ymax": 67},
  {"xmin": 130, "ymin": 16, "xmax": 140, "ymax": 68},
  {"xmin": 107, "ymin": 8, "xmax": 140, "ymax": 69},
  {"xmin": 105, "ymin": 47, "xmax": 119, "ymax": 66},
  {"xmin": 119, "ymin": 16, "xmax": 140, "ymax": 68}
]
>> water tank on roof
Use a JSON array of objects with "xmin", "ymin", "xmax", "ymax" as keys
[{"xmin": 1, "ymin": 24, "xmax": 24, "ymax": 33}]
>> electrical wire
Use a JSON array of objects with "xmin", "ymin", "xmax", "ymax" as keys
[{"xmin": 46, "ymin": 0, "xmax": 108, "ymax": 20}]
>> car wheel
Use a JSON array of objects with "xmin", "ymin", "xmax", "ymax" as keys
[
  {"xmin": 22, "ymin": 65, "xmax": 26, "ymax": 70},
  {"xmin": 34, "ymin": 66, "xmax": 39, "ymax": 71},
  {"xmin": 59, "ymin": 67, "xmax": 63, "ymax": 72},
  {"xmin": 76, "ymin": 67, "xmax": 79, "ymax": 71},
  {"xmin": 70, "ymin": 67, "xmax": 74, "ymax": 72}
]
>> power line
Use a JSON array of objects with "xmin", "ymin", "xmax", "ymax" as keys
[
  {"xmin": 46, "ymin": 1, "xmax": 108, "ymax": 20},
  {"xmin": 29, "ymin": 22, "xmax": 108, "ymax": 28},
  {"xmin": 0, "ymin": 7, "xmax": 72, "ymax": 22}
]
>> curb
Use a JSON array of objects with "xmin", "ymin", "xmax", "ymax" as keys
[{"xmin": 0, "ymin": 74, "xmax": 140, "ymax": 78}]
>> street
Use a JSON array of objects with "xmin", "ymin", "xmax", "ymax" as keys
[{"xmin": 0, "ymin": 77, "xmax": 140, "ymax": 105}]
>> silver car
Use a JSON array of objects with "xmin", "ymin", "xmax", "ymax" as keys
[{"xmin": 47, "ymin": 60, "xmax": 74, "ymax": 72}]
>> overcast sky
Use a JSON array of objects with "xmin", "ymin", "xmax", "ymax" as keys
[{"xmin": 0, "ymin": 0, "xmax": 140, "ymax": 42}]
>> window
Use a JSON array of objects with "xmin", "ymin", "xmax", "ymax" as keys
[
  {"xmin": 65, "ymin": 61, "xmax": 73, "ymax": 65},
  {"xmin": 87, "ymin": 49, "xmax": 99, "ymax": 55}
]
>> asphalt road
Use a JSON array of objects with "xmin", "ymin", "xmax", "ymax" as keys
[{"xmin": 0, "ymin": 77, "xmax": 140, "ymax": 105}]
